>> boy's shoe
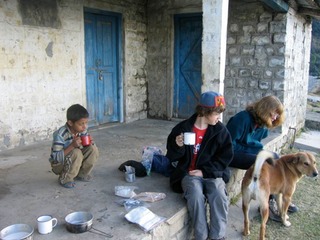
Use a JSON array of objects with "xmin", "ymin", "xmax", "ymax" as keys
[
  {"xmin": 268, "ymin": 209, "xmax": 282, "ymax": 222},
  {"xmin": 268, "ymin": 198, "xmax": 282, "ymax": 222},
  {"xmin": 288, "ymin": 203, "xmax": 299, "ymax": 213},
  {"xmin": 266, "ymin": 199, "xmax": 299, "ymax": 213},
  {"xmin": 259, "ymin": 199, "xmax": 297, "ymax": 221},
  {"xmin": 75, "ymin": 175, "xmax": 93, "ymax": 182},
  {"xmin": 60, "ymin": 181, "xmax": 76, "ymax": 188}
]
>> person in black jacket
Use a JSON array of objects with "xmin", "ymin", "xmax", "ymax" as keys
[{"xmin": 166, "ymin": 91, "xmax": 233, "ymax": 240}]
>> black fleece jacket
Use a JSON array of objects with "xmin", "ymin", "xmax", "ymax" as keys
[{"xmin": 166, "ymin": 114, "xmax": 234, "ymax": 193}]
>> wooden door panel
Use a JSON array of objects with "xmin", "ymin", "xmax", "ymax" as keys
[
  {"xmin": 96, "ymin": 15, "xmax": 119, "ymax": 123},
  {"xmin": 86, "ymin": 73, "xmax": 98, "ymax": 125},
  {"xmin": 84, "ymin": 14, "xmax": 98, "ymax": 125},
  {"xmin": 174, "ymin": 14, "xmax": 202, "ymax": 118},
  {"xmin": 84, "ymin": 12, "xmax": 120, "ymax": 125}
]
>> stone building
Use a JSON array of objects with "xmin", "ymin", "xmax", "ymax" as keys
[{"xmin": 1, "ymin": 0, "xmax": 319, "ymax": 150}]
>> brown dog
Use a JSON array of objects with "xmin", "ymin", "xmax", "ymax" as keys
[{"xmin": 241, "ymin": 150, "xmax": 318, "ymax": 240}]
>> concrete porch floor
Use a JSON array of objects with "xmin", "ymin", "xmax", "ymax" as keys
[
  {"xmin": 0, "ymin": 118, "xmax": 318, "ymax": 240},
  {"xmin": 0, "ymin": 119, "xmax": 189, "ymax": 240}
]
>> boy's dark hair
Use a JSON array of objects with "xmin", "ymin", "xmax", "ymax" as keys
[
  {"xmin": 66, "ymin": 104, "xmax": 89, "ymax": 122},
  {"xmin": 196, "ymin": 105, "xmax": 226, "ymax": 117}
]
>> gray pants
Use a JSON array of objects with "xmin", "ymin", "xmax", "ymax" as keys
[
  {"xmin": 52, "ymin": 145, "xmax": 99, "ymax": 184},
  {"xmin": 181, "ymin": 175, "xmax": 229, "ymax": 240}
]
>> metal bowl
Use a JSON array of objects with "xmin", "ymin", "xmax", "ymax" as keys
[
  {"xmin": 65, "ymin": 211, "xmax": 93, "ymax": 233},
  {"xmin": 0, "ymin": 223, "xmax": 34, "ymax": 240}
]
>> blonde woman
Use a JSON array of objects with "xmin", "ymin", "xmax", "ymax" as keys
[{"xmin": 226, "ymin": 95, "xmax": 284, "ymax": 169}]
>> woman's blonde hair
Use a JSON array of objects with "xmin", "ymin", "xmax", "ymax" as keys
[{"xmin": 246, "ymin": 95, "xmax": 284, "ymax": 128}]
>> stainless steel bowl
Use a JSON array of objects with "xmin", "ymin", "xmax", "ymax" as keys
[
  {"xmin": 65, "ymin": 211, "xmax": 93, "ymax": 233},
  {"xmin": 0, "ymin": 224, "xmax": 34, "ymax": 240}
]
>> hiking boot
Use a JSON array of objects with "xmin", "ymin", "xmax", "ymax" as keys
[
  {"xmin": 288, "ymin": 203, "xmax": 299, "ymax": 213},
  {"xmin": 268, "ymin": 208, "xmax": 282, "ymax": 222},
  {"xmin": 268, "ymin": 198, "xmax": 282, "ymax": 222},
  {"xmin": 267, "ymin": 200, "xmax": 299, "ymax": 213}
]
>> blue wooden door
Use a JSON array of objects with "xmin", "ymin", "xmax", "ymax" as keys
[
  {"xmin": 84, "ymin": 12, "xmax": 121, "ymax": 126},
  {"xmin": 174, "ymin": 14, "xmax": 202, "ymax": 118}
]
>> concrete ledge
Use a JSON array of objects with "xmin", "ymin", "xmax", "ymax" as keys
[
  {"xmin": 305, "ymin": 119, "xmax": 320, "ymax": 130},
  {"xmin": 294, "ymin": 130, "xmax": 320, "ymax": 152},
  {"xmin": 151, "ymin": 207, "xmax": 191, "ymax": 240},
  {"xmin": 306, "ymin": 103, "xmax": 320, "ymax": 130},
  {"xmin": 226, "ymin": 168, "xmax": 245, "ymax": 200}
]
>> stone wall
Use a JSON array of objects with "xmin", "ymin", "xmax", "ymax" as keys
[
  {"xmin": 225, "ymin": 1, "xmax": 311, "ymax": 135},
  {"xmin": 283, "ymin": 8, "xmax": 312, "ymax": 131},
  {"xmin": 225, "ymin": 2, "xmax": 285, "ymax": 120},
  {"xmin": 0, "ymin": 0, "xmax": 84, "ymax": 149},
  {"xmin": 0, "ymin": 0, "xmax": 148, "ymax": 150}
]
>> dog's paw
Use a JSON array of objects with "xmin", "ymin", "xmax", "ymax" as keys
[
  {"xmin": 283, "ymin": 220, "xmax": 291, "ymax": 227},
  {"xmin": 243, "ymin": 230, "xmax": 250, "ymax": 236}
]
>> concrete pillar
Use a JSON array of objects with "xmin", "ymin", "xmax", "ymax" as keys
[{"xmin": 202, "ymin": 0, "xmax": 229, "ymax": 94}]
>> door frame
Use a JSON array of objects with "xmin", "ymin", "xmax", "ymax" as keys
[{"xmin": 83, "ymin": 7, "xmax": 124, "ymax": 124}]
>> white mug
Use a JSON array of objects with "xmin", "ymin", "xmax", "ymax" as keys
[
  {"xmin": 184, "ymin": 132, "xmax": 196, "ymax": 145},
  {"xmin": 37, "ymin": 215, "xmax": 58, "ymax": 234}
]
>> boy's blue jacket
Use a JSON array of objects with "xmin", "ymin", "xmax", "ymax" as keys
[{"xmin": 166, "ymin": 114, "xmax": 234, "ymax": 193}]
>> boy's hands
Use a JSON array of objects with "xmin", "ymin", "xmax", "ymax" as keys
[
  {"xmin": 63, "ymin": 134, "xmax": 82, "ymax": 156},
  {"xmin": 72, "ymin": 135, "xmax": 82, "ymax": 148},
  {"xmin": 175, "ymin": 133, "xmax": 184, "ymax": 147},
  {"xmin": 189, "ymin": 169, "xmax": 203, "ymax": 177}
]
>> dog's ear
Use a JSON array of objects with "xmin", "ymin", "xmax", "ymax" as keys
[
  {"xmin": 287, "ymin": 153, "xmax": 300, "ymax": 164},
  {"xmin": 306, "ymin": 152, "xmax": 317, "ymax": 165}
]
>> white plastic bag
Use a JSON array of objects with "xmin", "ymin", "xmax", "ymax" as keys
[
  {"xmin": 125, "ymin": 206, "xmax": 166, "ymax": 232},
  {"xmin": 133, "ymin": 192, "xmax": 166, "ymax": 202},
  {"xmin": 114, "ymin": 186, "xmax": 138, "ymax": 198}
]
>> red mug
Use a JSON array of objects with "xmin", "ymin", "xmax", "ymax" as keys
[{"xmin": 81, "ymin": 135, "xmax": 91, "ymax": 146}]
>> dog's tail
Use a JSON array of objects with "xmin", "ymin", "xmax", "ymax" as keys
[
  {"xmin": 253, "ymin": 150, "xmax": 275, "ymax": 181},
  {"xmin": 248, "ymin": 150, "xmax": 275, "ymax": 199}
]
